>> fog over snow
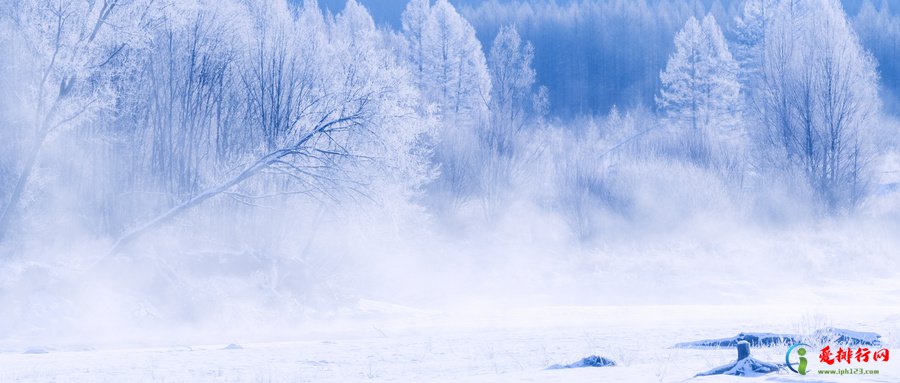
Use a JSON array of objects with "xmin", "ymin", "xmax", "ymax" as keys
[{"xmin": 0, "ymin": 0, "xmax": 898, "ymax": 382}]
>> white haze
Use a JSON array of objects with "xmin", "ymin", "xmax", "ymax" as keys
[{"xmin": 0, "ymin": 0, "xmax": 898, "ymax": 374}]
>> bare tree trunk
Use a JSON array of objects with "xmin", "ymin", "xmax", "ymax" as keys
[
  {"xmin": 107, "ymin": 114, "xmax": 358, "ymax": 255},
  {"xmin": 108, "ymin": 154, "xmax": 270, "ymax": 255},
  {"xmin": 0, "ymin": 133, "xmax": 46, "ymax": 242},
  {"xmin": 0, "ymin": 88, "xmax": 66, "ymax": 242},
  {"xmin": 0, "ymin": 0, "xmax": 116, "ymax": 243}
]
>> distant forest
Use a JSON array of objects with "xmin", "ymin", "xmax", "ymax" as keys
[{"xmin": 316, "ymin": 0, "xmax": 900, "ymax": 117}]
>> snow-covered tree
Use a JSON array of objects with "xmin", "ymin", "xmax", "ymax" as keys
[
  {"xmin": 656, "ymin": 14, "xmax": 741, "ymax": 163},
  {"xmin": 478, "ymin": 25, "xmax": 547, "ymax": 216},
  {"xmin": 140, "ymin": 11, "xmax": 240, "ymax": 198},
  {"xmin": 428, "ymin": 0, "xmax": 490, "ymax": 119},
  {"xmin": 488, "ymin": 25, "xmax": 547, "ymax": 138},
  {"xmin": 756, "ymin": 0, "xmax": 879, "ymax": 212},
  {"xmin": 853, "ymin": 0, "xmax": 900, "ymax": 114},
  {"xmin": 0, "ymin": 0, "xmax": 165, "ymax": 241},
  {"xmin": 732, "ymin": 0, "xmax": 779, "ymax": 88},
  {"xmin": 401, "ymin": 0, "xmax": 491, "ymax": 204},
  {"xmin": 401, "ymin": 0, "xmax": 431, "ymax": 89},
  {"xmin": 330, "ymin": 0, "xmax": 434, "ymax": 213},
  {"xmin": 402, "ymin": 0, "xmax": 490, "ymax": 120},
  {"xmin": 110, "ymin": 0, "xmax": 431, "ymax": 252},
  {"xmin": 699, "ymin": 15, "xmax": 742, "ymax": 135}
]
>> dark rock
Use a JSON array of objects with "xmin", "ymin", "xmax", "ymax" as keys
[
  {"xmin": 736, "ymin": 340, "xmax": 750, "ymax": 360},
  {"xmin": 697, "ymin": 356, "xmax": 782, "ymax": 377},
  {"xmin": 696, "ymin": 340, "xmax": 781, "ymax": 377},
  {"xmin": 814, "ymin": 328, "xmax": 881, "ymax": 346},
  {"xmin": 675, "ymin": 332, "xmax": 798, "ymax": 348},
  {"xmin": 546, "ymin": 355, "xmax": 616, "ymax": 370},
  {"xmin": 676, "ymin": 328, "xmax": 881, "ymax": 349},
  {"xmin": 223, "ymin": 343, "xmax": 243, "ymax": 350}
]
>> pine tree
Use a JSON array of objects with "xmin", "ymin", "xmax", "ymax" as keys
[
  {"xmin": 401, "ymin": 0, "xmax": 431, "ymax": 89},
  {"xmin": 423, "ymin": 0, "xmax": 491, "ymax": 119},
  {"xmin": 732, "ymin": 0, "xmax": 779, "ymax": 88},
  {"xmin": 699, "ymin": 15, "xmax": 741, "ymax": 137},
  {"xmin": 488, "ymin": 25, "xmax": 546, "ymax": 140},
  {"xmin": 657, "ymin": 15, "xmax": 741, "ymax": 136},
  {"xmin": 401, "ymin": 0, "xmax": 492, "ymax": 202},
  {"xmin": 402, "ymin": 0, "xmax": 490, "ymax": 120},
  {"xmin": 658, "ymin": 17, "xmax": 705, "ymax": 133},
  {"xmin": 479, "ymin": 25, "xmax": 548, "ymax": 217}
]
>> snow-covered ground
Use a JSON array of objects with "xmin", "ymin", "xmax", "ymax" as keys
[{"xmin": 2, "ymin": 304, "xmax": 898, "ymax": 382}]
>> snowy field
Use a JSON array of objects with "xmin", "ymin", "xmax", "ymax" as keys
[{"xmin": 2, "ymin": 304, "xmax": 898, "ymax": 382}]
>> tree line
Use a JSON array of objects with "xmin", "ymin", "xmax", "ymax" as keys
[{"xmin": 0, "ymin": 0, "xmax": 891, "ymax": 254}]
